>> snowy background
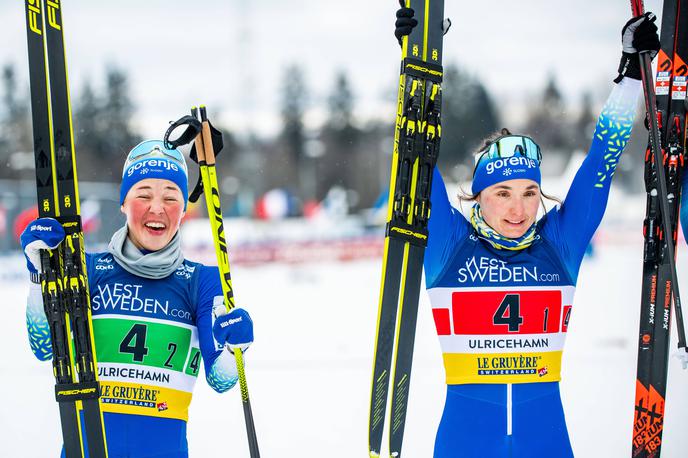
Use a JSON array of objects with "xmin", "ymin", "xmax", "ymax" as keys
[
  {"xmin": 2, "ymin": 0, "xmax": 688, "ymax": 456},
  {"xmin": 1, "ymin": 224, "xmax": 688, "ymax": 457}
]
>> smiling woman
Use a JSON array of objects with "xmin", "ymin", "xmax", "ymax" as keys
[
  {"xmin": 121, "ymin": 178, "xmax": 186, "ymax": 251},
  {"xmin": 20, "ymin": 139, "xmax": 256, "ymax": 457},
  {"xmin": 458, "ymin": 129, "xmax": 563, "ymax": 248},
  {"xmin": 394, "ymin": 6, "xmax": 661, "ymax": 458}
]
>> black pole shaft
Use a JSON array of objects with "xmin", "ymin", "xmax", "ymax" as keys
[{"xmin": 632, "ymin": 0, "xmax": 687, "ymax": 350}]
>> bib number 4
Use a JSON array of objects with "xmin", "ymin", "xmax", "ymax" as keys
[
  {"xmin": 119, "ymin": 323, "xmax": 149, "ymax": 362},
  {"xmin": 492, "ymin": 294, "xmax": 524, "ymax": 332}
]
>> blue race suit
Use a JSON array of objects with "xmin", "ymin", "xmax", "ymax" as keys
[
  {"xmin": 25, "ymin": 252, "xmax": 239, "ymax": 457},
  {"xmin": 425, "ymin": 78, "xmax": 641, "ymax": 457}
]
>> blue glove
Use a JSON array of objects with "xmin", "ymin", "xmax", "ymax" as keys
[
  {"xmin": 20, "ymin": 217, "xmax": 65, "ymax": 274},
  {"xmin": 212, "ymin": 307, "xmax": 254, "ymax": 352}
]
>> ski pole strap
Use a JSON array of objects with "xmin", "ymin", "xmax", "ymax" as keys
[
  {"xmin": 189, "ymin": 117, "xmax": 224, "ymax": 203},
  {"xmin": 163, "ymin": 115, "xmax": 202, "ymax": 150},
  {"xmin": 614, "ymin": 52, "xmax": 642, "ymax": 83},
  {"xmin": 164, "ymin": 110, "xmax": 225, "ymax": 203},
  {"xmin": 188, "ymin": 177, "xmax": 204, "ymax": 203},
  {"xmin": 190, "ymin": 118, "xmax": 224, "ymax": 164}
]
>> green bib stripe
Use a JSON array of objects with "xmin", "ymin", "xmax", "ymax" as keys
[{"xmin": 92, "ymin": 315, "xmax": 201, "ymax": 389}]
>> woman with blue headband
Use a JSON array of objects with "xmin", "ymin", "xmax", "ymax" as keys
[
  {"xmin": 20, "ymin": 140, "xmax": 254, "ymax": 456},
  {"xmin": 396, "ymin": 8, "xmax": 660, "ymax": 458}
]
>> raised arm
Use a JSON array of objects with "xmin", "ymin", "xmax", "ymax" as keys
[{"xmin": 544, "ymin": 78, "xmax": 641, "ymax": 276}]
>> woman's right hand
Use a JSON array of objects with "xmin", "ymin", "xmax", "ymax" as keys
[
  {"xmin": 20, "ymin": 217, "xmax": 65, "ymax": 275},
  {"xmin": 395, "ymin": 2, "xmax": 418, "ymax": 45},
  {"xmin": 394, "ymin": 1, "xmax": 450, "ymax": 46},
  {"xmin": 213, "ymin": 307, "xmax": 254, "ymax": 353}
]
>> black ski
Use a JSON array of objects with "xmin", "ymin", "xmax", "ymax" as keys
[
  {"xmin": 368, "ymin": 1, "xmax": 445, "ymax": 456},
  {"xmin": 25, "ymin": 1, "xmax": 108, "ymax": 456},
  {"xmin": 631, "ymin": 0, "xmax": 688, "ymax": 457}
]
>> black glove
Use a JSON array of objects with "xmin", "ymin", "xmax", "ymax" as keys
[
  {"xmin": 615, "ymin": 12, "xmax": 660, "ymax": 82},
  {"xmin": 395, "ymin": 5, "xmax": 417, "ymax": 45},
  {"xmin": 394, "ymin": 5, "xmax": 451, "ymax": 46}
]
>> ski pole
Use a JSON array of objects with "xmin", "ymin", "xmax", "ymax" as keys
[
  {"xmin": 192, "ymin": 106, "xmax": 260, "ymax": 457},
  {"xmin": 630, "ymin": 0, "xmax": 688, "ymax": 352}
]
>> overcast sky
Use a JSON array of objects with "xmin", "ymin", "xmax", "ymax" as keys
[{"xmin": 0, "ymin": 0, "xmax": 664, "ymax": 139}]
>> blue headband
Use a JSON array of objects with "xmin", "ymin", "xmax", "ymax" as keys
[
  {"xmin": 472, "ymin": 156, "xmax": 541, "ymax": 195},
  {"xmin": 120, "ymin": 142, "xmax": 189, "ymax": 209}
]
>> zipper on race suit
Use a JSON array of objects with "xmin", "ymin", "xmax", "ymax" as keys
[{"xmin": 507, "ymin": 383, "xmax": 513, "ymax": 436}]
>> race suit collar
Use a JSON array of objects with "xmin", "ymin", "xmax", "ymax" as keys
[{"xmin": 107, "ymin": 225, "xmax": 185, "ymax": 279}]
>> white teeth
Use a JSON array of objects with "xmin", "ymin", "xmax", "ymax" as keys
[{"xmin": 145, "ymin": 222, "xmax": 165, "ymax": 229}]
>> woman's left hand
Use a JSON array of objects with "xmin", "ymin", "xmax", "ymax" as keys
[
  {"xmin": 621, "ymin": 12, "xmax": 660, "ymax": 58},
  {"xmin": 213, "ymin": 307, "xmax": 254, "ymax": 353}
]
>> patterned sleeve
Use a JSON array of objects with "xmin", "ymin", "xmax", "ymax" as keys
[
  {"xmin": 26, "ymin": 281, "xmax": 51, "ymax": 361},
  {"xmin": 195, "ymin": 265, "xmax": 238, "ymax": 393},
  {"xmin": 541, "ymin": 78, "xmax": 641, "ymax": 281},
  {"xmin": 25, "ymin": 251, "xmax": 100, "ymax": 360},
  {"xmin": 25, "ymin": 252, "xmax": 99, "ymax": 360}
]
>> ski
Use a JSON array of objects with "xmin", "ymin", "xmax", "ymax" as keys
[
  {"xmin": 25, "ymin": 1, "xmax": 108, "ymax": 456},
  {"xmin": 368, "ymin": 1, "xmax": 444, "ymax": 457},
  {"xmin": 631, "ymin": 0, "xmax": 688, "ymax": 457}
]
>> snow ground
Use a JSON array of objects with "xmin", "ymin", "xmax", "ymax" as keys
[{"xmin": 1, "ymin": 241, "xmax": 687, "ymax": 457}]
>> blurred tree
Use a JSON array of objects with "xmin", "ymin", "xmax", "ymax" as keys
[
  {"xmin": 440, "ymin": 62, "xmax": 499, "ymax": 179},
  {"xmin": 572, "ymin": 91, "xmax": 596, "ymax": 152},
  {"xmin": 327, "ymin": 71, "xmax": 354, "ymax": 133},
  {"xmin": 319, "ymin": 70, "xmax": 371, "ymax": 209},
  {"xmin": 360, "ymin": 119, "xmax": 394, "ymax": 208},
  {"xmin": 74, "ymin": 80, "xmax": 103, "ymax": 165},
  {"xmin": 273, "ymin": 64, "xmax": 309, "ymax": 202},
  {"xmin": 208, "ymin": 117, "xmax": 245, "ymax": 215},
  {"xmin": 0, "ymin": 63, "xmax": 32, "ymax": 178},
  {"xmin": 74, "ymin": 65, "xmax": 141, "ymax": 181},
  {"xmin": 523, "ymin": 74, "xmax": 571, "ymax": 160},
  {"xmin": 280, "ymin": 64, "xmax": 308, "ymax": 162},
  {"xmin": 100, "ymin": 66, "xmax": 141, "ymax": 169}
]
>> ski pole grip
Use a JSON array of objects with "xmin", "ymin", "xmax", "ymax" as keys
[
  {"xmin": 199, "ymin": 106, "xmax": 216, "ymax": 166},
  {"xmin": 193, "ymin": 126, "xmax": 206, "ymax": 164}
]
